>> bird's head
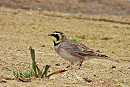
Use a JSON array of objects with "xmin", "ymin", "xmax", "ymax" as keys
[{"xmin": 48, "ymin": 31, "xmax": 64, "ymax": 45}]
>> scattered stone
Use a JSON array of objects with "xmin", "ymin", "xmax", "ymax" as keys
[
  {"xmin": 41, "ymin": 45, "xmax": 46, "ymax": 47},
  {"xmin": 66, "ymin": 65, "xmax": 70, "ymax": 68},
  {"xmin": 101, "ymin": 37, "xmax": 113, "ymax": 40},
  {"xmin": 96, "ymin": 50, "xmax": 100, "ymax": 52},
  {"xmin": 83, "ymin": 77, "xmax": 92, "ymax": 83},
  {"xmin": 37, "ymin": 8, "xmax": 42, "ymax": 11},
  {"xmin": 111, "ymin": 65, "xmax": 116, "ymax": 68},
  {"xmin": 77, "ymin": 35, "xmax": 86, "ymax": 39},
  {"xmin": 55, "ymin": 63, "xmax": 60, "ymax": 66},
  {"xmin": 18, "ymin": 78, "xmax": 31, "ymax": 82},
  {"xmin": 112, "ymin": 51, "xmax": 115, "ymax": 54},
  {"xmin": 4, "ymin": 75, "xmax": 15, "ymax": 80},
  {"xmin": 13, "ymin": 12, "xmax": 18, "ymax": 14},
  {"xmin": 12, "ymin": 58, "xmax": 16, "ymax": 59},
  {"xmin": 0, "ymin": 79, "xmax": 7, "ymax": 83}
]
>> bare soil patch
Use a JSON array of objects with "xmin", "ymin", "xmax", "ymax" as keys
[
  {"xmin": 0, "ymin": 0, "xmax": 130, "ymax": 15},
  {"xmin": 0, "ymin": 7, "xmax": 130, "ymax": 87}
]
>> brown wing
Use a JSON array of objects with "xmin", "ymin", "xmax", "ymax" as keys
[
  {"xmin": 61, "ymin": 39, "xmax": 97, "ymax": 58},
  {"xmin": 61, "ymin": 39, "xmax": 119, "ymax": 62}
]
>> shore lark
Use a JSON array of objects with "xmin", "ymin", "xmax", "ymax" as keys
[{"xmin": 48, "ymin": 31, "xmax": 119, "ymax": 69}]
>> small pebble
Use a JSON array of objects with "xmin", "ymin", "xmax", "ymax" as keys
[
  {"xmin": 0, "ymin": 79, "xmax": 7, "ymax": 83},
  {"xmin": 55, "ymin": 63, "xmax": 60, "ymax": 66},
  {"xmin": 41, "ymin": 45, "xmax": 46, "ymax": 47},
  {"xmin": 96, "ymin": 50, "xmax": 100, "ymax": 52},
  {"xmin": 94, "ymin": 74, "xmax": 96, "ymax": 76},
  {"xmin": 83, "ymin": 78, "xmax": 92, "ymax": 82},
  {"xmin": 112, "ymin": 65, "xmax": 116, "ymax": 68}
]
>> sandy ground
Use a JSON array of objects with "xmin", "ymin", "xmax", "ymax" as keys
[
  {"xmin": 0, "ymin": 0, "xmax": 130, "ymax": 15},
  {"xmin": 0, "ymin": 7, "xmax": 130, "ymax": 87}
]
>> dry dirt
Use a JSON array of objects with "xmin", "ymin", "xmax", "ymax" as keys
[
  {"xmin": 0, "ymin": 7, "xmax": 130, "ymax": 87},
  {"xmin": 0, "ymin": 0, "xmax": 130, "ymax": 15}
]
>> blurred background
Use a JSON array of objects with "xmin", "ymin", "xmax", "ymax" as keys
[{"xmin": 0, "ymin": 0, "xmax": 130, "ymax": 15}]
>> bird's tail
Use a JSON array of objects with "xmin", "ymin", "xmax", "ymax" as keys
[
  {"xmin": 96, "ymin": 53, "xmax": 120, "ymax": 63},
  {"xmin": 104, "ymin": 57, "xmax": 119, "ymax": 63}
]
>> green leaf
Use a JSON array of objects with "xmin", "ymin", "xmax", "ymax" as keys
[
  {"xmin": 13, "ymin": 69, "xmax": 19, "ymax": 78},
  {"xmin": 72, "ymin": 37, "xmax": 80, "ymax": 41},
  {"xmin": 19, "ymin": 70, "xmax": 23, "ymax": 78},
  {"xmin": 36, "ymin": 65, "xmax": 41, "ymax": 75},
  {"xmin": 78, "ymin": 12, "xmax": 82, "ymax": 17},
  {"xmin": 41, "ymin": 65, "xmax": 50, "ymax": 78},
  {"xmin": 29, "ymin": 46, "xmax": 37, "ymax": 76}
]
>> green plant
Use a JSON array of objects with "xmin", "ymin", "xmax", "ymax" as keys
[
  {"xmin": 98, "ymin": 23, "xmax": 102, "ymax": 26},
  {"xmin": 31, "ymin": 25, "xmax": 35, "ymax": 29},
  {"xmin": 126, "ymin": 25, "xmax": 130, "ymax": 29},
  {"xmin": 72, "ymin": 37, "xmax": 80, "ymax": 41},
  {"xmin": 0, "ymin": 27, "xmax": 3, "ymax": 29},
  {"xmin": 13, "ymin": 46, "xmax": 67, "ymax": 81},
  {"xmin": 29, "ymin": 9, "xmax": 33, "ymax": 11},
  {"xmin": 28, "ymin": 9, "xmax": 33, "ymax": 15},
  {"xmin": 112, "ymin": 24, "xmax": 119, "ymax": 28},
  {"xmin": 13, "ymin": 68, "xmax": 34, "ymax": 78},
  {"xmin": 78, "ymin": 12, "xmax": 82, "ymax": 17},
  {"xmin": 29, "ymin": 46, "xmax": 51, "ymax": 78}
]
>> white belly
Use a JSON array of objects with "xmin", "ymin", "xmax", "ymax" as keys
[
  {"xmin": 58, "ymin": 48, "xmax": 73, "ymax": 61},
  {"xmin": 54, "ymin": 44, "xmax": 83, "ymax": 61},
  {"xmin": 57, "ymin": 48, "xmax": 83, "ymax": 61}
]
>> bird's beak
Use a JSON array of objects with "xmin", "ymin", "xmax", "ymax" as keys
[{"xmin": 48, "ymin": 34, "xmax": 52, "ymax": 36}]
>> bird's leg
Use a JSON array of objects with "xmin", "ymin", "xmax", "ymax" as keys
[
  {"xmin": 79, "ymin": 61, "xmax": 83, "ymax": 69},
  {"xmin": 66, "ymin": 65, "xmax": 70, "ymax": 68},
  {"xmin": 66, "ymin": 61, "xmax": 83, "ymax": 70},
  {"xmin": 66, "ymin": 62, "xmax": 74, "ymax": 70},
  {"xmin": 68, "ymin": 62, "xmax": 75, "ymax": 70}
]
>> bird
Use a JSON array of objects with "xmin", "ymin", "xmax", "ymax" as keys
[{"xmin": 48, "ymin": 31, "xmax": 119, "ymax": 69}]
